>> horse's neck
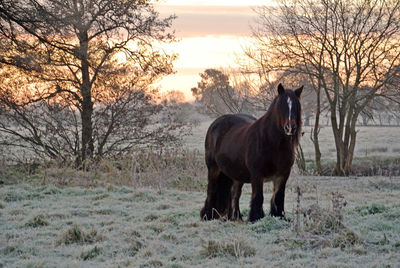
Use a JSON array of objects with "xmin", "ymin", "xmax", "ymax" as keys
[{"xmin": 258, "ymin": 113, "xmax": 296, "ymax": 150}]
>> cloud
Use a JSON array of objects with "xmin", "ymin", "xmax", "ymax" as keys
[
  {"xmin": 157, "ymin": 0, "xmax": 265, "ymax": 6},
  {"xmin": 156, "ymin": 5, "xmax": 257, "ymax": 37}
]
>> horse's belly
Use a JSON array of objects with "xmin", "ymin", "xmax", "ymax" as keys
[
  {"xmin": 262, "ymin": 175, "xmax": 281, "ymax": 183},
  {"xmin": 221, "ymin": 165, "xmax": 251, "ymax": 183},
  {"xmin": 216, "ymin": 155, "xmax": 251, "ymax": 182}
]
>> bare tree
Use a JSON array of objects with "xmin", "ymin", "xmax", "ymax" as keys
[
  {"xmin": 248, "ymin": 0, "xmax": 400, "ymax": 175},
  {"xmin": 162, "ymin": 90, "xmax": 186, "ymax": 105},
  {"xmin": 0, "ymin": 0, "xmax": 183, "ymax": 166},
  {"xmin": 191, "ymin": 68, "xmax": 253, "ymax": 116}
]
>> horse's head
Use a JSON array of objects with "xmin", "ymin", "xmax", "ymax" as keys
[{"xmin": 276, "ymin": 83, "xmax": 303, "ymax": 136}]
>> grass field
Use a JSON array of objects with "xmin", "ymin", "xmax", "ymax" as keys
[
  {"xmin": 1, "ymin": 175, "xmax": 399, "ymax": 267},
  {"xmin": 1, "ymin": 118, "xmax": 399, "ymax": 267}
]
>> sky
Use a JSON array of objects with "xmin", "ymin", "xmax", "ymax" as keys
[{"xmin": 154, "ymin": 0, "xmax": 268, "ymax": 101}]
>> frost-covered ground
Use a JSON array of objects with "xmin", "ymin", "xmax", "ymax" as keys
[{"xmin": 1, "ymin": 176, "xmax": 399, "ymax": 267}]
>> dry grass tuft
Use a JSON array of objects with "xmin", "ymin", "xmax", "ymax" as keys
[
  {"xmin": 56, "ymin": 224, "xmax": 103, "ymax": 246},
  {"xmin": 303, "ymin": 204, "xmax": 345, "ymax": 235},
  {"xmin": 355, "ymin": 203, "xmax": 387, "ymax": 216},
  {"xmin": 302, "ymin": 191, "xmax": 348, "ymax": 235},
  {"xmin": 25, "ymin": 214, "xmax": 49, "ymax": 228},
  {"xmin": 331, "ymin": 231, "xmax": 363, "ymax": 249},
  {"xmin": 79, "ymin": 246, "xmax": 102, "ymax": 260},
  {"xmin": 143, "ymin": 259, "xmax": 163, "ymax": 267},
  {"xmin": 251, "ymin": 216, "xmax": 290, "ymax": 233},
  {"xmin": 144, "ymin": 214, "xmax": 159, "ymax": 222},
  {"xmin": 201, "ymin": 239, "xmax": 256, "ymax": 259},
  {"xmin": 125, "ymin": 240, "xmax": 143, "ymax": 257},
  {"xmin": 91, "ymin": 193, "xmax": 109, "ymax": 201},
  {"xmin": 122, "ymin": 230, "xmax": 144, "ymax": 257},
  {"xmin": 285, "ymin": 190, "xmax": 364, "ymax": 250}
]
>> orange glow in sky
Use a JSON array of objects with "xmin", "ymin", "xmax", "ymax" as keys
[
  {"xmin": 156, "ymin": 0, "xmax": 266, "ymax": 6},
  {"xmin": 154, "ymin": 0, "xmax": 267, "ymax": 101}
]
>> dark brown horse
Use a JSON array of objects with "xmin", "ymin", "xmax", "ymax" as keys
[{"xmin": 200, "ymin": 84, "xmax": 303, "ymax": 222}]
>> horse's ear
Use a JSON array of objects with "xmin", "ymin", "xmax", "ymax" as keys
[
  {"xmin": 278, "ymin": 83, "xmax": 284, "ymax": 95},
  {"xmin": 295, "ymin": 86, "xmax": 303, "ymax": 98}
]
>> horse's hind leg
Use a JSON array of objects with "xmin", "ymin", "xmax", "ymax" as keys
[
  {"xmin": 228, "ymin": 181, "xmax": 244, "ymax": 221},
  {"xmin": 201, "ymin": 169, "xmax": 232, "ymax": 220},
  {"xmin": 214, "ymin": 173, "xmax": 232, "ymax": 219},
  {"xmin": 201, "ymin": 166, "xmax": 219, "ymax": 220}
]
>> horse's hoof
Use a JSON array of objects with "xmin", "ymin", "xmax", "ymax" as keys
[
  {"xmin": 228, "ymin": 216, "xmax": 243, "ymax": 222},
  {"xmin": 248, "ymin": 210, "xmax": 265, "ymax": 223},
  {"xmin": 200, "ymin": 207, "xmax": 211, "ymax": 221},
  {"xmin": 228, "ymin": 211, "xmax": 243, "ymax": 222},
  {"xmin": 283, "ymin": 217, "xmax": 291, "ymax": 222},
  {"xmin": 201, "ymin": 207, "xmax": 224, "ymax": 221},
  {"xmin": 270, "ymin": 211, "xmax": 290, "ymax": 222}
]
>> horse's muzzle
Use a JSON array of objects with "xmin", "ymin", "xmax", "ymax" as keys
[{"xmin": 284, "ymin": 124, "xmax": 296, "ymax": 136}]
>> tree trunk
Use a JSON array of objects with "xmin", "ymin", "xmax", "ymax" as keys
[
  {"xmin": 343, "ymin": 107, "xmax": 361, "ymax": 174},
  {"xmin": 333, "ymin": 116, "xmax": 359, "ymax": 176},
  {"xmin": 335, "ymin": 144, "xmax": 346, "ymax": 176},
  {"xmin": 344, "ymin": 127, "xmax": 357, "ymax": 174},
  {"xmin": 78, "ymin": 32, "xmax": 94, "ymax": 167},
  {"xmin": 295, "ymin": 143, "xmax": 306, "ymax": 173},
  {"xmin": 81, "ymin": 92, "xmax": 94, "ymax": 165},
  {"xmin": 312, "ymin": 88, "xmax": 322, "ymax": 175},
  {"xmin": 304, "ymin": 115, "xmax": 310, "ymax": 126},
  {"xmin": 331, "ymin": 107, "xmax": 347, "ymax": 176}
]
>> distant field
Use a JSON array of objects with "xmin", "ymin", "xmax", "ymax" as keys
[
  {"xmin": 1, "ymin": 176, "xmax": 399, "ymax": 267},
  {"xmin": 186, "ymin": 119, "xmax": 400, "ymax": 161},
  {"xmin": 301, "ymin": 125, "xmax": 400, "ymax": 160}
]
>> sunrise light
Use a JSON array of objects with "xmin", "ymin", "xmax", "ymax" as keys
[
  {"xmin": 157, "ymin": 0, "xmax": 267, "ymax": 6},
  {"xmin": 154, "ymin": 0, "xmax": 266, "ymax": 101}
]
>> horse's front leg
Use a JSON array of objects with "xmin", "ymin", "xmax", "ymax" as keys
[
  {"xmin": 249, "ymin": 177, "xmax": 265, "ymax": 222},
  {"xmin": 270, "ymin": 175, "xmax": 289, "ymax": 218}
]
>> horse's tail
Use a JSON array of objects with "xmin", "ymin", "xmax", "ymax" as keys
[
  {"xmin": 213, "ymin": 172, "xmax": 232, "ymax": 218},
  {"xmin": 201, "ymin": 169, "xmax": 233, "ymax": 220}
]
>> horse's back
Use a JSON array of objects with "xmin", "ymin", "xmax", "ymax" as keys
[
  {"xmin": 205, "ymin": 113, "xmax": 256, "ymax": 166},
  {"xmin": 206, "ymin": 113, "xmax": 255, "ymax": 142},
  {"xmin": 207, "ymin": 113, "xmax": 256, "ymax": 134}
]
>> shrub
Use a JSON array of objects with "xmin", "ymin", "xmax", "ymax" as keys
[
  {"xmin": 303, "ymin": 204, "xmax": 345, "ymax": 235},
  {"xmin": 297, "ymin": 202, "xmax": 363, "ymax": 250},
  {"xmin": 0, "ymin": 149, "xmax": 207, "ymax": 191}
]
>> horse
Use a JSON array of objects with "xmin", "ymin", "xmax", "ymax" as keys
[{"xmin": 200, "ymin": 84, "xmax": 303, "ymax": 222}]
